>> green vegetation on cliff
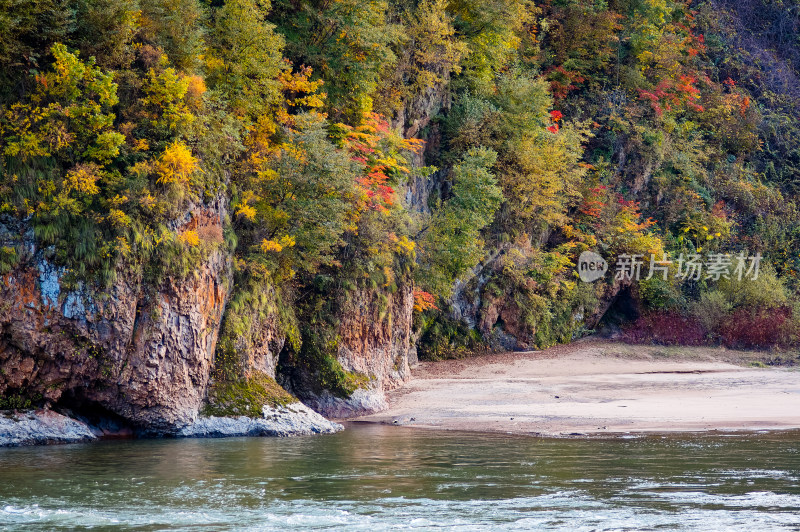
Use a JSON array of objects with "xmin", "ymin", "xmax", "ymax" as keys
[
  {"xmin": 202, "ymin": 372, "xmax": 295, "ymax": 418},
  {"xmin": 0, "ymin": 0, "xmax": 798, "ymax": 397}
]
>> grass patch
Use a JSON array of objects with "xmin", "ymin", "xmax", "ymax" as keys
[
  {"xmin": 201, "ymin": 372, "xmax": 297, "ymax": 418},
  {"xmin": 416, "ymin": 311, "xmax": 489, "ymax": 361}
]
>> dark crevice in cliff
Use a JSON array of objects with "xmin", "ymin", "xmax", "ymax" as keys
[
  {"xmin": 597, "ymin": 287, "xmax": 641, "ymax": 334},
  {"xmin": 54, "ymin": 391, "xmax": 136, "ymax": 439}
]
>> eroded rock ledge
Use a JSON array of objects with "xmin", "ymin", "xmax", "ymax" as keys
[
  {"xmin": 0, "ymin": 410, "xmax": 96, "ymax": 446},
  {"xmin": 0, "ymin": 403, "xmax": 342, "ymax": 447},
  {"xmin": 179, "ymin": 403, "xmax": 343, "ymax": 438}
]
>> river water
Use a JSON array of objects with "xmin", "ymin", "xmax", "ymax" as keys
[{"xmin": 1, "ymin": 423, "xmax": 799, "ymax": 530}]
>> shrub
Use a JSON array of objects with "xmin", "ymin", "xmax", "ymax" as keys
[
  {"xmin": 622, "ymin": 312, "xmax": 709, "ymax": 346},
  {"xmin": 715, "ymin": 265, "xmax": 788, "ymax": 310},
  {"xmin": 691, "ymin": 290, "xmax": 732, "ymax": 332},
  {"xmin": 296, "ymin": 324, "xmax": 369, "ymax": 398},
  {"xmin": 416, "ymin": 310, "xmax": 488, "ymax": 360},
  {"xmin": 0, "ymin": 392, "xmax": 43, "ymax": 411},
  {"xmin": 717, "ymin": 307, "xmax": 797, "ymax": 349}
]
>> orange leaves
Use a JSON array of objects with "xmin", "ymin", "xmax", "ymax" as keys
[
  {"xmin": 393, "ymin": 234, "xmax": 416, "ymax": 256},
  {"xmin": 260, "ymin": 235, "xmax": 296, "ymax": 253},
  {"xmin": 638, "ymin": 74, "xmax": 704, "ymax": 117},
  {"xmin": 357, "ymin": 167, "xmax": 395, "ymax": 208},
  {"xmin": 711, "ymin": 200, "xmax": 728, "ymax": 221},
  {"xmin": 579, "ymin": 185, "xmax": 662, "ymax": 256},
  {"xmin": 546, "ymin": 110, "xmax": 563, "ymax": 134},
  {"xmin": 179, "ymin": 229, "xmax": 200, "ymax": 247},
  {"xmin": 677, "ymin": 74, "xmax": 701, "ymax": 97},
  {"xmin": 278, "ymin": 64, "xmax": 324, "ymax": 97},
  {"xmin": 739, "ymin": 96, "xmax": 751, "ymax": 116},
  {"xmin": 578, "ymin": 185, "xmax": 607, "ymax": 218},
  {"xmin": 545, "ymin": 66, "xmax": 585, "ymax": 101},
  {"xmin": 183, "ymin": 75, "xmax": 207, "ymax": 110},
  {"xmin": 336, "ymin": 112, "xmax": 424, "ymax": 212},
  {"xmin": 273, "ymin": 64, "xmax": 328, "ymax": 131},
  {"xmin": 64, "ymin": 163, "xmax": 102, "ymax": 196},
  {"xmin": 413, "ymin": 289, "xmax": 438, "ymax": 312}
]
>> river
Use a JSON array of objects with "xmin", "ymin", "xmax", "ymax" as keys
[{"xmin": 1, "ymin": 423, "xmax": 799, "ymax": 530}]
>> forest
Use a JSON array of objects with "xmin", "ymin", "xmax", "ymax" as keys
[{"xmin": 1, "ymin": 0, "xmax": 799, "ymax": 402}]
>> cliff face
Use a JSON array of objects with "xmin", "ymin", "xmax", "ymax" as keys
[
  {"xmin": 0, "ymin": 199, "xmax": 230, "ymax": 433},
  {"xmin": 0, "ymin": 202, "xmax": 418, "ymax": 429},
  {"xmin": 447, "ymin": 248, "xmax": 621, "ymax": 351},
  {"xmin": 0, "ymin": 77, "xmax": 464, "ymax": 433},
  {"xmin": 284, "ymin": 282, "xmax": 415, "ymax": 419},
  {"xmin": 335, "ymin": 283, "xmax": 414, "ymax": 392}
]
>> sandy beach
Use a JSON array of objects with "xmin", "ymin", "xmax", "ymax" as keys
[{"xmin": 354, "ymin": 339, "xmax": 800, "ymax": 436}]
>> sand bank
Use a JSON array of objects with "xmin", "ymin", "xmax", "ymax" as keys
[{"xmin": 354, "ymin": 339, "xmax": 800, "ymax": 436}]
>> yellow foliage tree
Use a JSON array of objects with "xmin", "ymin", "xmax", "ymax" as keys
[{"xmin": 155, "ymin": 141, "xmax": 198, "ymax": 185}]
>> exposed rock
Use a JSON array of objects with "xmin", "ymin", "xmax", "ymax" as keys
[
  {"xmin": 179, "ymin": 402, "xmax": 343, "ymax": 438},
  {"xmin": 446, "ymin": 246, "xmax": 630, "ymax": 350},
  {"xmin": 0, "ymin": 409, "xmax": 96, "ymax": 446},
  {"xmin": 0, "ymin": 197, "xmax": 231, "ymax": 433},
  {"xmin": 217, "ymin": 280, "xmax": 286, "ymax": 380},
  {"xmin": 584, "ymin": 279, "xmax": 636, "ymax": 329},
  {"xmin": 301, "ymin": 388, "xmax": 389, "ymax": 419},
  {"xmin": 324, "ymin": 283, "xmax": 413, "ymax": 417},
  {"xmin": 0, "ymin": 402, "xmax": 342, "ymax": 447},
  {"xmin": 335, "ymin": 283, "xmax": 414, "ymax": 393},
  {"xmin": 285, "ymin": 282, "xmax": 414, "ymax": 419}
]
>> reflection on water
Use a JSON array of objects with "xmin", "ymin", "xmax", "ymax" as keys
[{"xmin": 1, "ymin": 423, "xmax": 799, "ymax": 530}]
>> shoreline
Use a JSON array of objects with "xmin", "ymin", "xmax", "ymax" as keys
[
  {"xmin": 0, "ymin": 402, "xmax": 342, "ymax": 447},
  {"xmin": 351, "ymin": 339, "xmax": 800, "ymax": 438},
  {"xmin": 346, "ymin": 419, "xmax": 800, "ymax": 440}
]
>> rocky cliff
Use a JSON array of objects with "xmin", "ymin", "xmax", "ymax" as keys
[
  {"xmin": 0, "ymin": 198, "xmax": 230, "ymax": 434},
  {"xmin": 0, "ymin": 200, "xmax": 419, "ymax": 434},
  {"xmin": 295, "ymin": 282, "xmax": 415, "ymax": 418}
]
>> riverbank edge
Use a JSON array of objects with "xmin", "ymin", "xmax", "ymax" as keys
[
  {"xmin": 0, "ymin": 403, "xmax": 342, "ymax": 447},
  {"xmin": 347, "ymin": 419, "xmax": 800, "ymax": 440}
]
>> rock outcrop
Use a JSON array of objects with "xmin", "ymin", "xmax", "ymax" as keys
[
  {"xmin": 295, "ymin": 282, "xmax": 415, "ymax": 419},
  {"xmin": 0, "ymin": 198, "xmax": 230, "ymax": 433},
  {"xmin": 0, "ymin": 196, "xmax": 415, "ymax": 439},
  {"xmin": 179, "ymin": 402, "xmax": 342, "ymax": 438},
  {"xmin": 0, "ymin": 401, "xmax": 342, "ymax": 446},
  {"xmin": 0, "ymin": 410, "xmax": 97, "ymax": 446},
  {"xmin": 335, "ymin": 283, "xmax": 414, "ymax": 392}
]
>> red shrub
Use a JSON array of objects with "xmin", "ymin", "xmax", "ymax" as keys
[
  {"xmin": 622, "ymin": 312, "xmax": 709, "ymax": 346},
  {"xmin": 716, "ymin": 307, "xmax": 796, "ymax": 349}
]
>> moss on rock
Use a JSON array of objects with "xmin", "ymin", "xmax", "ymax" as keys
[{"xmin": 201, "ymin": 372, "xmax": 296, "ymax": 418}]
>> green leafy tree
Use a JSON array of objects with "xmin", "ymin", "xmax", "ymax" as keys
[
  {"xmin": 0, "ymin": 44, "xmax": 125, "ymax": 282},
  {"xmin": 374, "ymin": 0, "xmax": 468, "ymax": 125},
  {"xmin": 233, "ymin": 112, "xmax": 357, "ymax": 277},
  {"xmin": 205, "ymin": 0, "xmax": 285, "ymax": 121},
  {"xmin": 271, "ymin": 0, "xmax": 402, "ymax": 120},
  {"xmin": 417, "ymin": 147, "xmax": 502, "ymax": 296}
]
